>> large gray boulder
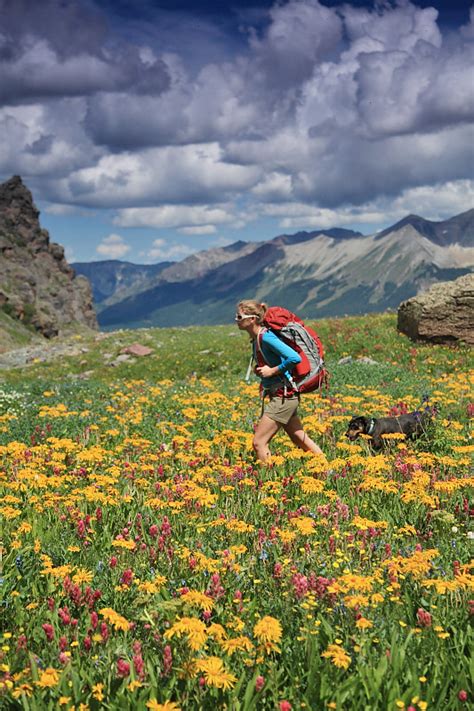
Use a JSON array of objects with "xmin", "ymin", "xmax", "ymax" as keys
[{"xmin": 397, "ymin": 273, "xmax": 474, "ymax": 345}]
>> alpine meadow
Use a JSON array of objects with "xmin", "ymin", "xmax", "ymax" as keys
[{"xmin": 0, "ymin": 312, "xmax": 472, "ymax": 710}]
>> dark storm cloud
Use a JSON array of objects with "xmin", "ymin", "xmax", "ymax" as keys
[
  {"xmin": 290, "ymin": 124, "xmax": 474, "ymax": 207},
  {"xmin": 27, "ymin": 134, "xmax": 54, "ymax": 156},
  {"xmin": 0, "ymin": 0, "xmax": 170, "ymax": 103},
  {"xmin": 0, "ymin": 0, "xmax": 108, "ymax": 58},
  {"xmin": 247, "ymin": 0, "xmax": 343, "ymax": 89}
]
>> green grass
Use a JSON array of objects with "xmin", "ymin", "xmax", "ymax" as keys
[
  {"xmin": 1, "ymin": 313, "xmax": 471, "ymax": 391},
  {"xmin": 0, "ymin": 310, "xmax": 43, "ymax": 352}
]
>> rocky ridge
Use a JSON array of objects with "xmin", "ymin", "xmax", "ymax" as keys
[{"xmin": 0, "ymin": 176, "xmax": 97, "ymax": 342}]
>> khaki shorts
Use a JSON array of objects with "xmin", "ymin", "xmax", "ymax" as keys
[{"xmin": 262, "ymin": 394, "xmax": 299, "ymax": 424}]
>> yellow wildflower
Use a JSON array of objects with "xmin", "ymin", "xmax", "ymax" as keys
[
  {"xmin": 164, "ymin": 617, "xmax": 207, "ymax": 651},
  {"xmin": 128, "ymin": 681, "xmax": 142, "ymax": 692},
  {"xmin": 111, "ymin": 538, "xmax": 136, "ymax": 550},
  {"xmin": 35, "ymin": 667, "xmax": 60, "ymax": 688},
  {"xmin": 92, "ymin": 683, "xmax": 105, "ymax": 701},
  {"xmin": 291, "ymin": 516, "xmax": 316, "ymax": 535},
  {"xmin": 355, "ymin": 617, "xmax": 373, "ymax": 630},
  {"xmin": 181, "ymin": 590, "xmax": 214, "ymax": 612},
  {"xmin": 322, "ymin": 643, "xmax": 351, "ymax": 669},
  {"xmin": 99, "ymin": 608, "xmax": 130, "ymax": 631},
  {"xmin": 299, "ymin": 476, "xmax": 325, "ymax": 494},
  {"xmin": 352, "ymin": 516, "xmax": 388, "ymax": 531},
  {"xmin": 220, "ymin": 635, "xmax": 254, "ymax": 656},
  {"xmin": 194, "ymin": 656, "xmax": 237, "ymax": 690},
  {"xmin": 146, "ymin": 701, "xmax": 181, "ymax": 711},
  {"xmin": 253, "ymin": 615, "xmax": 282, "ymax": 653},
  {"xmin": 72, "ymin": 569, "xmax": 94, "ymax": 585}
]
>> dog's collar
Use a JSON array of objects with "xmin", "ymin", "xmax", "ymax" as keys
[{"xmin": 367, "ymin": 418, "xmax": 376, "ymax": 436}]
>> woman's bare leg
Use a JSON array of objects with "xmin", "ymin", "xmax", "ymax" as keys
[
  {"xmin": 253, "ymin": 415, "xmax": 281, "ymax": 463},
  {"xmin": 283, "ymin": 415, "xmax": 325, "ymax": 456}
]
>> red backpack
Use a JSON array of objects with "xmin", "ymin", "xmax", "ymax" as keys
[{"xmin": 256, "ymin": 306, "xmax": 328, "ymax": 393}]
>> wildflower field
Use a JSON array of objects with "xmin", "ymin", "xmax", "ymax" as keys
[{"xmin": 0, "ymin": 314, "xmax": 472, "ymax": 711}]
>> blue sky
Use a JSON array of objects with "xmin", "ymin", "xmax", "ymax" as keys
[{"xmin": 1, "ymin": 0, "xmax": 473, "ymax": 264}]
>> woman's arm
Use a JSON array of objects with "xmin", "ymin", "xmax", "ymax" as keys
[{"xmin": 262, "ymin": 330, "xmax": 301, "ymax": 373}]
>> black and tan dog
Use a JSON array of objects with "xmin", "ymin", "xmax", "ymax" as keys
[{"xmin": 345, "ymin": 410, "xmax": 433, "ymax": 450}]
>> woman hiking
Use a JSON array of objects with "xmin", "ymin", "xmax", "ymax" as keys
[{"xmin": 236, "ymin": 299, "xmax": 325, "ymax": 463}]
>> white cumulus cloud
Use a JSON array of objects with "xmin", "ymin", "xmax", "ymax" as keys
[
  {"xmin": 146, "ymin": 238, "xmax": 196, "ymax": 260},
  {"xmin": 178, "ymin": 225, "xmax": 217, "ymax": 235},
  {"xmin": 96, "ymin": 233, "xmax": 131, "ymax": 259},
  {"xmin": 114, "ymin": 204, "xmax": 236, "ymax": 229}
]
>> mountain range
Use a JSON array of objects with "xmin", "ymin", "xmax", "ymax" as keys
[{"xmin": 73, "ymin": 210, "xmax": 474, "ymax": 328}]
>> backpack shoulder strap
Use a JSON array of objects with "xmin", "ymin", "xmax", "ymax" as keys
[
  {"xmin": 255, "ymin": 327, "xmax": 269, "ymax": 364},
  {"xmin": 244, "ymin": 352, "xmax": 254, "ymax": 382},
  {"xmin": 245, "ymin": 328, "xmax": 267, "ymax": 381}
]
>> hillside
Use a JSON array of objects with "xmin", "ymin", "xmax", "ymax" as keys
[{"xmin": 0, "ymin": 309, "xmax": 45, "ymax": 353}]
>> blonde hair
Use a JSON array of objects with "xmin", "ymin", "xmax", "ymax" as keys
[{"xmin": 237, "ymin": 300, "xmax": 268, "ymax": 324}]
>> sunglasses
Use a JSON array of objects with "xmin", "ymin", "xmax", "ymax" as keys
[{"xmin": 235, "ymin": 313, "xmax": 256, "ymax": 321}]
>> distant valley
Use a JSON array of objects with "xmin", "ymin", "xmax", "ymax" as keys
[{"xmin": 73, "ymin": 211, "xmax": 474, "ymax": 328}]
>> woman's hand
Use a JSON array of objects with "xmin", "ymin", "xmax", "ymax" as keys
[{"xmin": 255, "ymin": 364, "xmax": 280, "ymax": 378}]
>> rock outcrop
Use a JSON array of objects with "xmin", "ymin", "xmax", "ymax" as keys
[
  {"xmin": 0, "ymin": 176, "xmax": 97, "ymax": 338},
  {"xmin": 397, "ymin": 273, "xmax": 474, "ymax": 345}
]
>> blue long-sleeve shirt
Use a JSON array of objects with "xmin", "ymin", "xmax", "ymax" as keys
[{"xmin": 254, "ymin": 329, "xmax": 301, "ymax": 392}]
